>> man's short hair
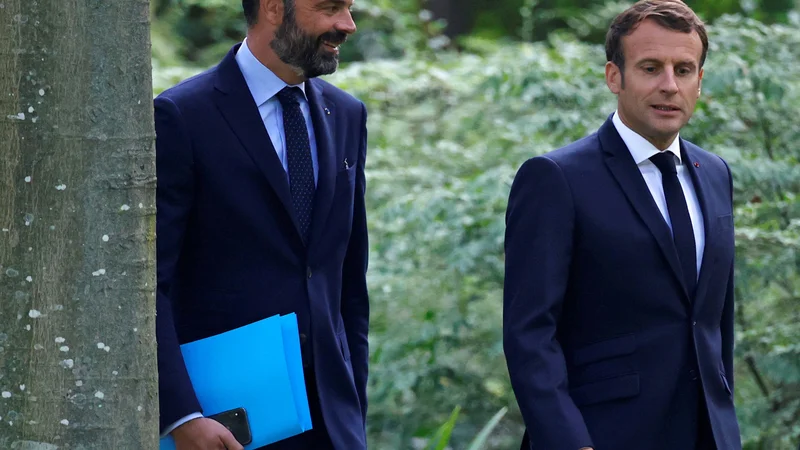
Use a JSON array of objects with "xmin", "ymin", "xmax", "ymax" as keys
[
  {"xmin": 242, "ymin": 0, "xmax": 259, "ymax": 27},
  {"xmin": 606, "ymin": 0, "xmax": 708, "ymax": 76}
]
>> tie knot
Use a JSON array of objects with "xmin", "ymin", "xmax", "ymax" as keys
[
  {"xmin": 650, "ymin": 151, "xmax": 678, "ymax": 175},
  {"xmin": 275, "ymin": 86, "xmax": 303, "ymax": 107}
]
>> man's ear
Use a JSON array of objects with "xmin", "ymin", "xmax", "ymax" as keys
[
  {"xmin": 263, "ymin": 0, "xmax": 285, "ymax": 26},
  {"xmin": 697, "ymin": 67, "xmax": 704, "ymax": 98},
  {"xmin": 606, "ymin": 61, "xmax": 623, "ymax": 94}
]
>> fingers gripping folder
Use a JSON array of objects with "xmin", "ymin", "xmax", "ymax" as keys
[{"xmin": 160, "ymin": 313, "xmax": 313, "ymax": 449}]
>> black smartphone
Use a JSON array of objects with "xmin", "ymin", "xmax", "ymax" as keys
[{"xmin": 208, "ymin": 407, "xmax": 252, "ymax": 446}]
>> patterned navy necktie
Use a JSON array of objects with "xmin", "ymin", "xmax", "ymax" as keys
[
  {"xmin": 276, "ymin": 86, "xmax": 315, "ymax": 242},
  {"xmin": 650, "ymin": 151, "xmax": 697, "ymax": 297}
]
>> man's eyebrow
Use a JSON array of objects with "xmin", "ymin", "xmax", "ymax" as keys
[
  {"xmin": 634, "ymin": 58, "xmax": 663, "ymax": 66},
  {"xmin": 634, "ymin": 58, "xmax": 697, "ymax": 67}
]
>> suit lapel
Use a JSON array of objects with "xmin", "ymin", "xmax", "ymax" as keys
[
  {"xmin": 212, "ymin": 45, "xmax": 303, "ymax": 239},
  {"xmin": 305, "ymin": 79, "xmax": 337, "ymax": 248},
  {"xmin": 599, "ymin": 118, "xmax": 691, "ymax": 305},
  {"xmin": 682, "ymin": 142, "xmax": 716, "ymax": 307}
]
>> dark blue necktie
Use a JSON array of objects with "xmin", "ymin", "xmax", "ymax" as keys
[
  {"xmin": 650, "ymin": 151, "xmax": 696, "ymax": 297},
  {"xmin": 276, "ymin": 86, "xmax": 315, "ymax": 242}
]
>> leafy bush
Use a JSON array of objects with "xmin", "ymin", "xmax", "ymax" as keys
[
  {"xmin": 153, "ymin": 13, "xmax": 800, "ymax": 450},
  {"xmin": 150, "ymin": 0, "xmax": 443, "ymax": 67},
  {"xmin": 149, "ymin": 0, "xmax": 798, "ymax": 67},
  {"xmin": 330, "ymin": 14, "xmax": 800, "ymax": 449}
]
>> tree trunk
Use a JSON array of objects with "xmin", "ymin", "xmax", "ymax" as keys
[{"xmin": 0, "ymin": 1, "xmax": 158, "ymax": 448}]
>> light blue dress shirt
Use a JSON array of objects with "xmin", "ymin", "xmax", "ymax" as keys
[
  {"xmin": 235, "ymin": 38, "xmax": 319, "ymax": 185},
  {"xmin": 161, "ymin": 39, "xmax": 320, "ymax": 437}
]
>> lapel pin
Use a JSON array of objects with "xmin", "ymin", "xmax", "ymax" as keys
[
  {"xmin": 694, "ymin": 162, "xmax": 700, "ymax": 167},
  {"xmin": 324, "ymin": 107, "xmax": 331, "ymax": 115}
]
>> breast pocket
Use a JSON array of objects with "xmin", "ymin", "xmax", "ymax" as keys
[
  {"xmin": 716, "ymin": 214, "xmax": 733, "ymax": 236},
  {"xmin": 706, "ymin": 214, "xmax": 735, "ymax": 276},
  {"xmin": 334, "ymin": 164, "xmax": 357, "ymax": 212},
  {"xmin": 323, "ymin": 164, "xmax": 357, "ymax": 243},
  {"xmin": 337, "ymin": 164, "xmax": 357, "ymax": 192}
]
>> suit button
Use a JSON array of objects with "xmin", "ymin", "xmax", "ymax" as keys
[
  {"xmin": 299, "ymin": 333, "xmax": 307, "ymax": 344},
  {"xmin": 689, "ymin": 369, "xmax": 698, "ymax": 380},
  {"xmin": 307, "ymin": 267, "xmax": 312, "ymax": 279},
  {"xmin": 693, "ymin": 321, "xmax": 697, "ymax": 326}
]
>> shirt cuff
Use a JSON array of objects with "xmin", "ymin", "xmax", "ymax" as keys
[{"xmin": 160, "ymin": 412, "xmax": 203, "ymax": 438}]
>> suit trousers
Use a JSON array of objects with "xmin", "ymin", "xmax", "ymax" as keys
[{"xmin": 257, "ymin": 369, "xmax": 334, "ymax": 450}]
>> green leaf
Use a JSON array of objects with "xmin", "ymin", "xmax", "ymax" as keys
[
  {"xmin": 426, "ymin": 406, "xmax": 461, "ymax": 450},
  {"xmin": 466, "ymin": 407, "xmax": 509, "ymax": 450}
]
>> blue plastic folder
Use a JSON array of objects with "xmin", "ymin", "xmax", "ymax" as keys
[{"xmin": 159, "ymin": 313, "xmax": 313, "ymax": 449}]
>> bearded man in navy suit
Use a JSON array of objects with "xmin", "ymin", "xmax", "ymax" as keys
[
  {"xmin": 154, "ymin": 0, "xmax": 369, "ymax": 449},
  {"xmin": 503, "ymin": 1, "xmax": 742, "ymax": 449}
]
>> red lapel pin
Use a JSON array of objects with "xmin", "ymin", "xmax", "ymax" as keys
[{"xmin": 694, "ymin": 162, "xmax": 700, "ymax": 167}]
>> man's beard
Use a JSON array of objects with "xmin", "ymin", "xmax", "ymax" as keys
[{"xmin": 271, "ymin": 3, "xmax": 347, "ymax": 79}]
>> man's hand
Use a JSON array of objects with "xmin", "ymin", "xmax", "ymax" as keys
[{"xmin": 172, "ymin": 417, "xmax": 244, "ymax": 450}]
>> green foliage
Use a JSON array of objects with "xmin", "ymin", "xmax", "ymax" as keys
[
  {"xmin": 327, "ymin": 15, "xmax": 799, "ymax": 450},
  {"xmin": 339, "ymin": 0, "xmax": 447, "ymax": 60},
  {"xmin": 466, "ymin": 407, "xmax": 510, "ymax": 450},
  {"xmin": 148, "ymin": 0, "xmax": 799, "ymax": 71},
  {"xmin": 475, "ymin": 0, "xmax": 794, "ymax": 44},
  {"xmin": 421, "ymin": 406, "xmax": 509, "ymax": 450},
  {"xmin": 426, "ymin": 406, "xmax": 461, "ymax": 450},
  {"xmin": 151, "ymin": 5, "xmax": 800, "ymax": 450},
  {"xmin": 150, "ymin": 0, "xmax": 444, "ymax": 67},
  {"xmin": 151, "ymin": 0, "xmax": 247, "ymax": 67}
]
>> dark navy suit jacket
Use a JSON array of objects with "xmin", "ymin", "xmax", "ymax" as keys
[
  {"xmin": 503, "ymin": 117, "xmax": 742, "ymax": 450},
  {"xmin": 154, "ymin": 44, "xmax": 369, "ymax": 449}
]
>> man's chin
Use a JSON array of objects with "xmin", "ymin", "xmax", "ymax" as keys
[
  {"xmin": 647, "ymin": 118, "xmax": 687, "ymax": 136},
  {"xmin": 303, "ymin": 59, "xmax": 339, "ymax": 78},
  {"xmin": 317, "ymin": 51, "xmax": 340, "ymax": 66},
  {"xmin": 301, "ymin": 67, "xmax": 338, "ymax": 79}
]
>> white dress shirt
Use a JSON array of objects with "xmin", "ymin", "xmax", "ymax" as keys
[
  {"xmin": 236, "ymin": 38, "xmax": 319, "ymax": 185},
  {"xmin": 611, "ymin": 111, "xmax": 705, "ymax": 274},
  {"xmin": 161, "ymin": 39, "xmax": 319, "ymax": 437}
]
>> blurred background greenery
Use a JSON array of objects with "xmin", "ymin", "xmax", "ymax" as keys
[{"xmin": 150, "ymin": 1, "xmax": 800, "ymax": 448}]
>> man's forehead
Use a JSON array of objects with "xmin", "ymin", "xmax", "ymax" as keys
[
  {"xmin": 626, "ymin": 42, "xmax": 703, "ymax": 63},
  {"xmin": 625, "ymin": 19, "xmax": 701, "ymax": 45},
  {"xmin": 623, "ymin": 23, "xmax": 702, "ymax": 60},
  {"xmin": 315, "ymin": 0, "xmax": 355, "ymax": 5}
]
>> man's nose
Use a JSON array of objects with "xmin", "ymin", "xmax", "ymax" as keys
[
  {"xmin": 660, "ymin": 70, "xmax": 679, "ymax": 94},
  {"xmin": 335, "ymin": 10, "xmax": 357, "ymax": 35}
]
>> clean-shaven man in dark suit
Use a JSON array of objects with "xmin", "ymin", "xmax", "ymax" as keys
[
  {"xmin": 503, "ymin": 1, "xmax": 742, "ymax": 449},
  {"xmin": 154, "ymin": 0, "xmax": 368, "ymax": 449}
]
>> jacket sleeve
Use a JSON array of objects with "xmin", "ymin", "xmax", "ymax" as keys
[
  {"xmin": 720, "ymin": 158, "xmax": 735, "ymax": 391},
  {"xmin": 340, "ymin": 102, "xmax": 370, "ymax": 425},
  {"xmin": 503, "ymin": 156, "xmax": 593, "ymax": 450},
  {"xmin": 154, "ymin": 95, "xmax": 203, "ymax": 432}
]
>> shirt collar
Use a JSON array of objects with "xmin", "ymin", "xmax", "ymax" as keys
[
  {"xmin": 612, "ymin": 110, "xmax": 682, "ymax": 165},
  {"xmin": 235, "ymin": 38, "xmax": 306, "ymax": 107}
]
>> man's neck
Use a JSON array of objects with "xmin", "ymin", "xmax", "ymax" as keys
[
  {"xmin": 245, "ymin": 32, "xmax": 306, "ymax": 86},
  {"xmin": 616, "ymin": 109, "xmax": 677, "ymax": 151}
]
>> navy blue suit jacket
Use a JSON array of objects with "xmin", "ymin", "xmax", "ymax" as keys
[
  {"xmin": 503, "ymin": 117, "xmax": 742, "ymax": 450},
  {"xmin": 154, "ymin": 44, "xmax": 369, "ymax": 449}
]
